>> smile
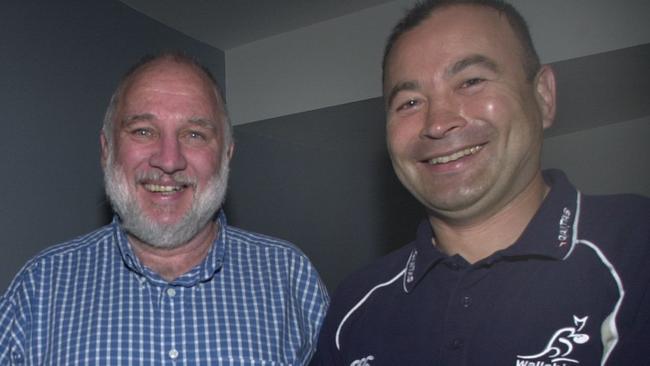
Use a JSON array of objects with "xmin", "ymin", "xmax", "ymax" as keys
[
  {"xmin": 427, "ymin": 145, "xmax": 483, "ymax": 165},
  {"xmin": 144, "ymin": 184, "xmax": 186, "ymax": 194}
]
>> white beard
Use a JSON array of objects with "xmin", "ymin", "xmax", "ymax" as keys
[{"xmin": 104, "ymin": 153, "xmax": 229, "ymax": 249}]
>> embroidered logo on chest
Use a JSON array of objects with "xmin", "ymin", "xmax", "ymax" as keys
[
  {"xmin": 515, "ymin": 315, "xmax": 590, "ymax": 365},
  {"xmin": 350, "ymin": 354, "xmax": 375, "ymax": 366}
]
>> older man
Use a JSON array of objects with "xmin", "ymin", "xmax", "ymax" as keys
[
  {"xmin": 0, "ymin": 53, "xmax": 328, "ymax": 365},
  {"xmin": 314, "ymin": 0, "xmax": 650, "ymax": 365}
]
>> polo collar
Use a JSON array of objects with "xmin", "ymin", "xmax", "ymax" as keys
[
  {"xmin": 114, "ymin": 210, "xmax": 227, "ymax": 287},
  {"xmin": 402, "ymin": 169, "xmax": 580, "ymax": 293},
  {"xmin": 402, "ymin": 220, "xmax": 447, "ymax": 293},
  {"xmin": 497, "ymin": 170, "xmax": 579, "ymax": 261}
]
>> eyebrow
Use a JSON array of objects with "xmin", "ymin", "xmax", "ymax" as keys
[
  {"xmin": 122, "ymin": 113, "xmax": 154, "ymax": 127},
  {"xmin": 446, "ymin": 54, "xmax": 499, "ymax": 77},
  {"xmin": 187, "ymin": 117, "xmax": 218, "ymax": 131},
  {"xmin": 386, "ymin": 80, "xmax": 420, "ymax": 109}
]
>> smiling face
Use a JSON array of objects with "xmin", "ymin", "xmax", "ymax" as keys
[
  {"xmin": 101, "ymin": 59, "xmax": 233, "ymax": 248},
  {"xmin": 384, "ymin": 4, "xmax": 555, "ymax": 224}
]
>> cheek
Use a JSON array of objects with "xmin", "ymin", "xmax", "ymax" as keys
[
  {"xmin": 460, "ymin": 92, "xmax": 505, "ymax": 123},
  {"xmin": 387, "ymin": 117, "xmax": 420, "ymax": 155},
  {"xmin": 187, "ymin": 150, "xmax": 221, "ymax": 178},
  {"xmin": 114, "ymin": 145, "xmax": 149, "ymax": 171}
]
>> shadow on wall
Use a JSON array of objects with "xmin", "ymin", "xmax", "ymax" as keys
[{"xmin": 224, "ymin": 98, "xmax": 423, "ymax": 292}]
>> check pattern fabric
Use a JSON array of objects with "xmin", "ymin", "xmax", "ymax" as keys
[{"xmin": 0, "ymin": 211, "xmax": 329, "ymax": 365}]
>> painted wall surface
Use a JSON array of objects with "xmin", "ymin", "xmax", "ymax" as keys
[{"xmin": 0, "ymin": 1, "xmax": 225, "ymax": 292}]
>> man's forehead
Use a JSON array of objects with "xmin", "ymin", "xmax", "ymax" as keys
[
  {"xmin": 125, "ymin": 61, "xmax": 211, "ymax": 92},
  {"xmin": 384, "ymin": 4, "xmax": 519, "ymax": 83}
]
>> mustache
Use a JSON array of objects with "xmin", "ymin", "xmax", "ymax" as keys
[{"xmin": 134, "ymin": 170, "xmax": 198, "ymax": 186}]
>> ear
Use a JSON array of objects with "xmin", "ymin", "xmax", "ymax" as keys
[
  {"xmin": 534, "ymin": 65, "xmax": 557, "ymax": 130},
  {"xmin": 226, "ymin": 143, "xmax": 235, "ymax": 161},
  {"xmin": 100, "ymin": 133, "xmax": 109, "ymax": 169}
]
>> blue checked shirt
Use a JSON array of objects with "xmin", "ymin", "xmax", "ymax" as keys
[{"xmin": 0, "ymin": 211, "xmax": 329, "ymax": 365}]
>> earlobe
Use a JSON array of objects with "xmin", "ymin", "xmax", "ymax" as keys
[{"xmin": 535, "ymin": 65, "xmax": 557, "ymax": 129}]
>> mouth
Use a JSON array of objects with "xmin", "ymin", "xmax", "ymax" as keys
[
  {"xmin": 425, "ymin": 145, "xmax": 484, "ymax": 165},
  {"xmin": 143, "ymin": 183, "xmax": 188, "ymax": 195}
]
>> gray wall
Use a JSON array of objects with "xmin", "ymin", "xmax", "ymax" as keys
[{"xmin": 0, "ymin": 1, "xmax": 225, "ymax": 291}]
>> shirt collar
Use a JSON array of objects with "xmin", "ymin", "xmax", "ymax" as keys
[
  {"xmin": 114, "ymin": 210, "xmax": 227, "ymax": 287},
  {"xmin": 497, "ymin": 169, "xmax": 579, "ymax": 261},
  {"xmin": 402, "ymin": 169, "xmax": 580, "ymax": 292},
  {"xmin": 402, "ymin": 220, "xmax": 447, "ymax": 293}
]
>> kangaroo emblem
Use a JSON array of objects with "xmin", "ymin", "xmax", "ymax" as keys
[{"xmin": 517, "ymin": 315, "xmax": 590, "ymax": 364}]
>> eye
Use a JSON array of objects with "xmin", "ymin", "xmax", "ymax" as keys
[
  {"xmin": 188, "ymin": 131, "xmax": 206, "ymax": 140},
  {"xmin": 396, "ymin": 98, "xmax": 420, "ymax": 112},
  {"xmin": 131, "ymin": 128, "xmax": 153, "ymax": 138},
  {"xmin": 181, "ymin": 129, "xmax": 213, "ymax": 146},
  {"xmin": 461, "ymin": 78, "xmax": 485, "ymax": 88}
]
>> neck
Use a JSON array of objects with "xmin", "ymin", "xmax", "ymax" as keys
[
  {"xmin": 430, "ymin": 172, "xmax": 549, "ymax": 264},
  {"xmin": 129, "ymin": 221, "xmax": 218, "ymax": 282}
]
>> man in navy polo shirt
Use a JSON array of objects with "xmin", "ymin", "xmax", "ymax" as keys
[{"xmin": 313, "ymin": 0, "xmax": 650, "ymax": 364}]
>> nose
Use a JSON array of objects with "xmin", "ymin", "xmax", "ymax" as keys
[
  {"xmin": 149, "ymin": 134, "xmax": 187, "ymax": 174},
  {"xmin": 420, "ymin": 98, "xmax": 466, "ymax": 139}
]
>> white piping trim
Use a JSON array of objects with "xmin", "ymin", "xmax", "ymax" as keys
[
  {"xmin": 562, "ymin": 192, "xmax": 624, "ymax": 365},
  {"xmin": 335, "ymin": 269, "xmax": 406, "ymax": 351},
  {"xmin": 578, "ymin": 239, "xmax": 625, "ymax": 366}
]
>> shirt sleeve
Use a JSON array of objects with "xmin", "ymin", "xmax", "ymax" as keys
[
  {"xmin": 310, "ymin": 277, "xmax": 359, "ymax": 366},
  {"xmin": 0, "ymin": 273, "xmax": 30, "ymax": 365},
  {"xmin": 291, "ymin": 253, "xmax": 330, "ymax": 366}
]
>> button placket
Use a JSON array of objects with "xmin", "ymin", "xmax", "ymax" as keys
[{"xmin": 461, "ymin": 294, "xmax": 472, "ymax": 308}]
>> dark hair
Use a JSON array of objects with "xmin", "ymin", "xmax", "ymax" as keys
[
  {"xmin": 102, "ymin": 51, "xmax": 232, "ymax": 149},
  {"xmin": 382, "ymin": 0, "xmax": 540, "ymax": 83}
]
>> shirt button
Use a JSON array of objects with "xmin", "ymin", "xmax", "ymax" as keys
[
  {"xmin": 448, "ymin": 262, "xmax": 460, "ymax": 270},
  {"xmin": 168, "ymin": 348, "xmax": 179, "ymax": 360},
  {"xmin": 11, "ymin": 347, "xmax": 23, "ymax": 363},
  {"xmin": 462, "ymin": 295, "xmax": 472, "ymax": 308},
  {"xmin": 167, "ymin": 288, "xmax": 176, "ymax": 297},
  {"xmin": 450, "ymin": 338, "xmax": 464, "ymax": 350}
]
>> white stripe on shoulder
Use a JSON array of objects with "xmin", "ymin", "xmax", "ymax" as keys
[
  {"xmin": 562, "ymin": 191, "xmax": 624, "ymax": 365},
  {"xmin": 335, "ymin": 269, "xmax": 406, "ymax": 351}
]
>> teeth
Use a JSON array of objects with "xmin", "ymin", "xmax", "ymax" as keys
[
  {"xmin": 144, "ymin": 184, "xmax": 183, "ymax": 193},
  {"xmin": 428, "ymin": 145, "xmax": 482, "ymax": 165}
]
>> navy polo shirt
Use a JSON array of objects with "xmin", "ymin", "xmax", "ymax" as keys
[{"xmin": 313, "ymin": 170, "xmax": 650, "ymax": 365}]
